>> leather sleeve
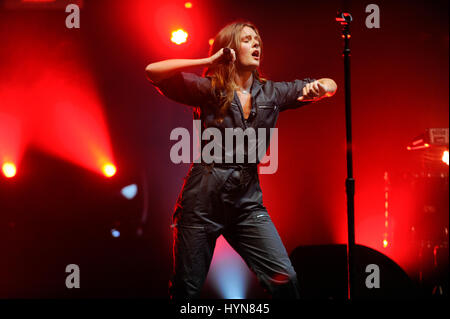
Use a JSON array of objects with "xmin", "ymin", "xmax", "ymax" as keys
[
  {"xmin": 273, "ymin": 78, "xmax": 317, "ymax": 112},
  {"xmin": 150, "ymin": 72, "xmax": 213, "ymax": 107}
]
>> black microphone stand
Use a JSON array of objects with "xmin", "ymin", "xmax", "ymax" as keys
[{"xmin": 336, "ymin": 11, "xmax": 356, "ymax": 301}]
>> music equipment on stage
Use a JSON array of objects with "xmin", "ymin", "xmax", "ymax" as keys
[
  {"xmin": 402, "ymin": 129, "xmax": 449, "ymax": 296},
  {"xmin": 290, "ymin": 244, "xmax": 418, "ymax": 299},
  {"xmin": 407, "ymin": 128, "xmax": 449, "ymax": 150}
]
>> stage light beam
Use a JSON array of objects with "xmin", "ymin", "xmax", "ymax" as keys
[{"xmin": 207, "ymin": 236, "xmax": 249, "ymax": 299}]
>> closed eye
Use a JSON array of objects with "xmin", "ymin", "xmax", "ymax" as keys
[{"xmin": 242, "ymin": 35, "xmax": 260, "ymax": 44}]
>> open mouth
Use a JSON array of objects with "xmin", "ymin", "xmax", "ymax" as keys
[{"xmin": 251, "ymin": 51, "xmax": 260, "ymax": 59}]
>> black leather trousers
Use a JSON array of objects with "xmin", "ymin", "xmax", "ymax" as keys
[{"xmin": 169, "ymin": 162, "xmax": 300, "ymax": 299}]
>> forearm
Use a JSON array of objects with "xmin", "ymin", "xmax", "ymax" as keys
[
  {"xmin": 145, "ymin": 58, "xmax": 212, "ymax": 83},
  {"xmin": 318, "ymin": 78, "xmax": 337, "ymax": 97}
]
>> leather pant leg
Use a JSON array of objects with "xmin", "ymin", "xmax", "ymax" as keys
[{"xmin": 169, "ymin": 163, "xmax": 299, "ymax": 299}]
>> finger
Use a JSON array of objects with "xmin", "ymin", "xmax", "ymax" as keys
[
  {"xmin": 314, "ymin": 81, "xmax": 320, "ymax": 94},
  {"xmin": 305, "ymin": 83, "xmax": 311, "ymax": 94},
  {"xmin": 306, "ymin": 90, "xmax": 316, "ymax": 99},
  {"xmin": 216, "ymin": 49, "xmax": 224, "ymax": 60},
  {"xmin": 310, "ymin": 81, "xmax": 319, "ymax": 95},
  {"xmin": 299, "ymin": 96, "xmax": 313, "ymax": 102},
  {"xmin": 316, "ymin": 80, "xmax": 324, "ymax": 89},
  {"xmin": 298, "ymin": 95, "xmax": 313, "ymax": 102},
  {"xmin": 306, "ymin": 83, "xmax": 315, "ymax": 98},
  {"xmin": 317, "ymin": 81, "xmax": 327, "ymax": 94}
]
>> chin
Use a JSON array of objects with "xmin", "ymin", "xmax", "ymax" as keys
[
  {"xmin": 237, "ymin": 60, "xmax": 259, "ymax": 71},
  {"xmin": 247, "ymin": 61, "xmax": 260, "ymax": 68}
]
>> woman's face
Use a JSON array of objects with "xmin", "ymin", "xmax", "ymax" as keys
[{"xmin": 236, "ymin": 26, "xmax": 261, "ymax": 71}]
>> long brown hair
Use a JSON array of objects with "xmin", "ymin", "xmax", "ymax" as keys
[{"xmin": 203, "ymin": 21, "xmax": 266, "ymax": 123}]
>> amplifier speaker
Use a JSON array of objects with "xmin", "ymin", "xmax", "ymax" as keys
[{"xmin": 290, "ymin": 244, "xmax": 418, "ymax": 299}]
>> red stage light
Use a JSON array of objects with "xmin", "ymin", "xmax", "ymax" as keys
[
  {"xmin": 1, "ymin": 10, "xmax": 116, "ymax": 177},
  {"xmin": 102, "ymin": 163, "xmax": 116, "ymax": 178},
  {"xmin": 171, "ymin": 29, "xmax": 188, "ymax": 45},
  {"xmin": 2, "ymin": 162, "xmax": 16, "ymax": 178},
  {"xmin": 184, "ymin": 2, "xmax": 192, "ymax": 9},
  {"xmin": 0, "ymin": 112, "xmax": 26, "ymax": 175},
  {"xmin": 383, "ymin": 239, "xmax": 388, "ymax": 248},
  {"xmin": 113, "ymin": 0, "xmax": 208, "ymax": 60}
]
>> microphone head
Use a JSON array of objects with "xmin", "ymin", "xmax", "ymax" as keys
[{"xmin": 222, "ymin": 47, "xmax": 233, "ymax": 63}]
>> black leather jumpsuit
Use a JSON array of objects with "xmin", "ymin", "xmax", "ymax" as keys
[{"xmin": 152, "ymin": 72, "xmax": 316, "ymax": 299}]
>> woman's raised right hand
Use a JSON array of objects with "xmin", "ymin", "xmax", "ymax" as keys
[{"xmin": 208, "ymin": 47, "xmax": 236, "ymax": 65}]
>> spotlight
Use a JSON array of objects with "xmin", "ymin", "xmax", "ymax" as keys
[
  {"xmin": 111, "ymin": 228, "xmax": 120, "ymax": 238},
  {"xmin": 171, "ymin": 29, "xmax": 188, "ymax": 45},
  {"xmin": 383, "ymin": 239, "xmax": 388, "ymax": 248},
  {"xmin": 184, "ymin": 2, "xmax": 192, "ymax": 9},
  {"xmin": 442, "ymin": 150, "xmax": 449, "ymax": 166},
  {"xmin": 102, "ymin": 163, "xmax": 116, "ymax": 177},
  {"xmin": 2, "ymin": 162, "xmax": 16, "ymax": 178},
  {"xmin": 120, "ymin": 184, "xmax": 138, "ymax": 200}
]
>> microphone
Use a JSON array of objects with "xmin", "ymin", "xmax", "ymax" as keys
[
  {"xmin": 221, "ymin": 47, "xmax": 233, "ymax": 63},
  {"xmin": 247, "ymin": 110, "xmax": 256, "ymax": 121}
]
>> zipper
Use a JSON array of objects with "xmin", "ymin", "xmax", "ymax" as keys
[
  {"xmin": 232, "ymin": 83, "xmax": 263, "ymax": 128},
  {"xmin": 170, "ymin": 223, "xmax": 205, "ymax": 230},
  {"xmin": 258, "ymin": 105, "xmax": 275, "ymax": 109}
]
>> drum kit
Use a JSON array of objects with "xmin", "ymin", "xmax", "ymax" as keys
[{"xmin": 406, "ymin": 128, "xmax": 448, "ymax": 296}]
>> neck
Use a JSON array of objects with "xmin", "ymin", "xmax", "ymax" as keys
[{"xmin": 234, "ymin": 70, "xmax": 253, "ymax": 92}]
